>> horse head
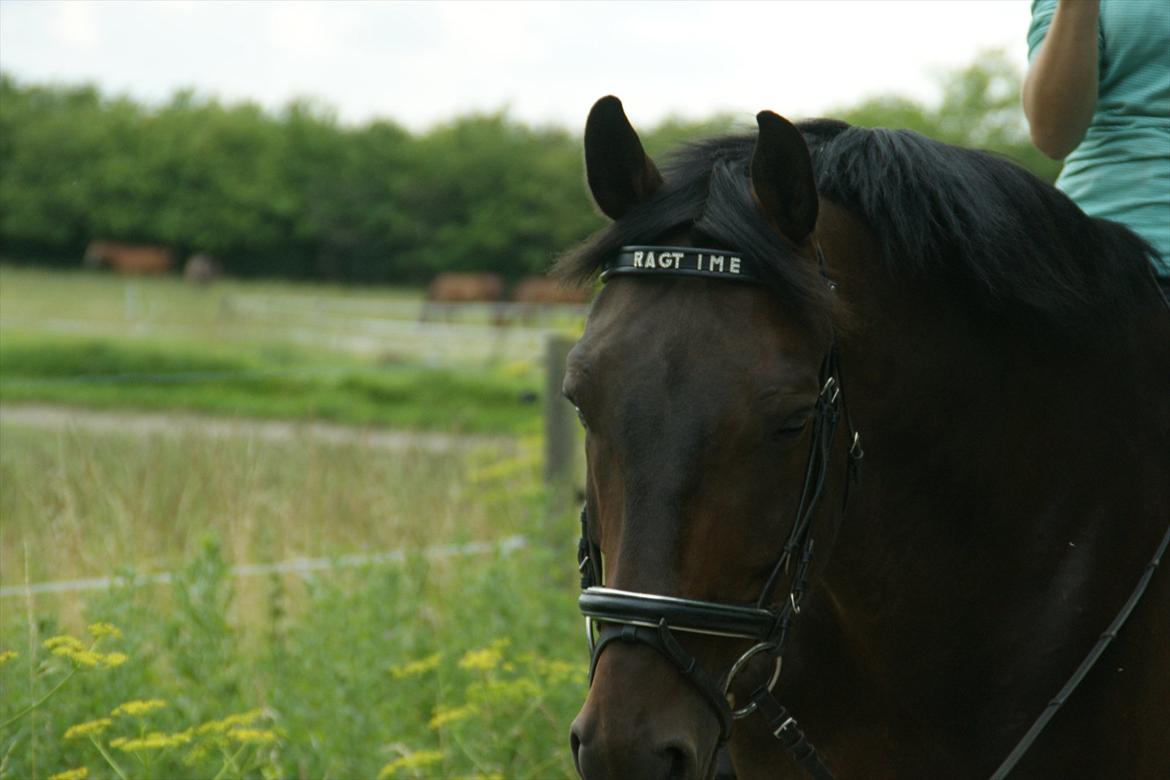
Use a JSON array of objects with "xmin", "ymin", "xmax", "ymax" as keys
[{"xmin": 565, "ymin": 97, "xmax": 853, "ymax": 780}]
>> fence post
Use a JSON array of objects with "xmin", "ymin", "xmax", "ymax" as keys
[{"xmin": 544, "ymin": 333, "xmax": 577, "ymax": 495}]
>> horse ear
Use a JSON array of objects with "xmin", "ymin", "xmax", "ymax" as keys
[
  {"xmin": 751, "ymin": 111, "xmax": 818, "ymax": 242},
  {"xmin": 585, "ymin": 96, "xmax": 663, "ymax": 220}
]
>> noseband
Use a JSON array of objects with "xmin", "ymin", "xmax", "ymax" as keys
[{"xmin": 577, "ymin": 243, "xmax": 860, "ymax": 779}]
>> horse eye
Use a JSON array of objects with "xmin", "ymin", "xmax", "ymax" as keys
[{"xmin": 772, "ymin": 410, "xmax": 813, "ymax": 439}]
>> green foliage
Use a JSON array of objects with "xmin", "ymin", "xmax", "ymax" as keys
[
  {"xmin": 0, "ymin": 50, "xmax": 1059, "ymax": 280},
  {"xmin": 831, "ymin": 49, "xmax": 1062, "ymax": 183},
  {"xmin": 0, "ymin": 492, "xmax": 584, "ymax": 779},
  {"xmin": 397, "ymin": 114, "xmax": 598, "ymax": 281}
]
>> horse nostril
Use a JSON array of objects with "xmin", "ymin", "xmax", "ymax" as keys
[
  {"xmin": 661, "ymin": 744, "xmax": 696, "ymax": 780},
  {"xmin": 570, "ymin": 727, "xmax": 584, "ymax": 778}
]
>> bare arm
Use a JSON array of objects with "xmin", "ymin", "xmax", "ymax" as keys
[{"xmin": 1023, "ymin": 0, "xmax": 1100, "ymax": 160}]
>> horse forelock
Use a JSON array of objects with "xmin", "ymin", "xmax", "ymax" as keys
[{"xmin": 556, "ymin": 133, "xmax": 836, "ymax": 337}]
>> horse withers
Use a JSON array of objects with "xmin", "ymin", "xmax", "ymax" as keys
[{"xmin": 560, "ymin": 97, "xmax": 1170, "ymax": 779}]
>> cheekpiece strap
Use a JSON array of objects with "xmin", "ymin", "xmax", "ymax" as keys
[{"xmin": 602, "ymin": 246, "xmax": 765, "ymax": 284}]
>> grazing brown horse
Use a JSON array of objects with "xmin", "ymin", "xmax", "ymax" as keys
[
  {"xmin": 426, "ymin": 272, "xmax": 506, "ymax": 304},
  {"xmin": 560, "ymin": 97, "xmax": 1170, "ymax": 779},
  {"xmin": 83, "ymin": 240, "xmax": 175, "ymax": 275},
  {"xmin": 510, "ymin": 276, "xmax": 594, "ymax": 325},
  {"xmin": 511, "ymin": 276, "xmax": 594, "ymax": 306},
  {"xmin": 421, "ymin": 272, "xmax": 505, "ymax": 322}
]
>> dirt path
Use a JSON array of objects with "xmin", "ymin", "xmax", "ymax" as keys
[{"xmin": 0, "ymin": 404, "xmax": 516, "ymax": 453}]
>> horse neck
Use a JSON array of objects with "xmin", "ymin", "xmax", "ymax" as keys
[
  {"xmin": 829, "ymin": 226, "xmax": 1170, "ymax": 573},
  {"xmin": 793, "ymin": 204, "xmax": 1170, "ymax": 748}
]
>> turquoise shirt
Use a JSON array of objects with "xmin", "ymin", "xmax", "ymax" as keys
[{"xmin": 1028, "ymin": 0, "xmax": 1170, "ymax": 278}]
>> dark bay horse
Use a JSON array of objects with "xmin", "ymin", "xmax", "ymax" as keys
[{"xmin": 560, "ymin": 97, "xmax": 1170, "ymax": 779}]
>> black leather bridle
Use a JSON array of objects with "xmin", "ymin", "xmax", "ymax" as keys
[{"xmin": 577, "ymin": 243, "xmax": 858, "ymax": 779}]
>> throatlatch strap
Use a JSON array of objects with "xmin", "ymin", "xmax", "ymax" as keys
[{"xmin": 749, "ymin": 687, "xmax": 834, "ymax": 780}]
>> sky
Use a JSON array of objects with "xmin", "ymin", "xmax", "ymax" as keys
[{"xmin": 0, "ymin": 0, "xmax": 1033, "ymax": 132}]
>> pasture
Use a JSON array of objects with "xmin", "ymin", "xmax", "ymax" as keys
[
  {"xmin": 0, "ymin": 267, "xmax": 588, "ymax": 779},
  {"xmin": 0, "ymin": 267, "xmax": 589, "ymax": 434}
]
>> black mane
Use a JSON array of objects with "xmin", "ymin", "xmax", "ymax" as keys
[{"xmin": 557, "ymin": 120, "xmax": 1159, "ymax": 326}]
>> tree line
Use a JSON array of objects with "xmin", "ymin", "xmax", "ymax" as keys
[{"xmin": 0, "ymin": 51, "xmax": 1058, "ymax": 283}]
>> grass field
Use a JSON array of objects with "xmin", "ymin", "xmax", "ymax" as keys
[
  {"xmin": 0, "ymin": 268, "xmax": 589, "ymax": 779},
  {"xmin": 0, "ymin": 266, "xmax": 586, "ymax": 434}
]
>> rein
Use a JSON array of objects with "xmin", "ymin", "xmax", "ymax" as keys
[{"xmin": 577, "ymin": 242, "xmax": 856, "ymax": 779}]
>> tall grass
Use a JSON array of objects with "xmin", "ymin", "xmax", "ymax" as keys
[
  {"xmin": 1, "ymin": 538, "xmax": 583, "ymax": 779},
  {"xmin": 0, "ymin": 423, "xmax": 585, "ymax": 779},
  {"xmin": 0, "ymin": 423, "xmax": 539, "ymax": 592}
]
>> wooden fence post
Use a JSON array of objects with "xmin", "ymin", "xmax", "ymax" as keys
[{"xmin": 544, "ymin": 333, "xmax": 577, "ymax": 495}]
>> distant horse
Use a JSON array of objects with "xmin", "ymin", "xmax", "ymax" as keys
[
  {"xmin": 83, "ymin": 240, "xmax": 174, "ymax": 275},
  {"xmin": 561, "ymin": 97, "xmax": 1169, "ymax": 779},
  {"xmin": 183, "ymin": 253, "xmax": 221, "ymax": 284},
  {"xmin": 512, "ymin": 276, "xmax": 594, "ymax": 305},
  {"xmin": 511, "ymin": 276, "xmax": 594, "ymax": 325},
  {"xmin": 421, "ymin": 272, "xmax": 506, "ymax": 322}
]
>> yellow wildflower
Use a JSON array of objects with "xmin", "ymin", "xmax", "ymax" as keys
[
  {"xmin": 182, "ymin": 743, "xmax": 211, "ymax": 766},
  {"xmin": 111, "ymin": 731, "xmax": 191, "ymax": 752},
  {"xmin": 43, "ymin": 635, "xmax": 84, "ymax": 652},
  {"xmin": 64, "ymin": 718, "xmax": 113, "ymax": 740},
  {"xmin": 228, "ymin": 728, "xmax": 277, "ymax": 744},
  {"xmin": 87, "ymin": 623, "xmax": 122, "ymax": 640},
  {"xmin": 458, "ymin": 639, "xmax": 509, "ymax": 672},
  {"xmin": 48, "ymin": 769, "xmax": 89, "ymax": 780},
  {"xmin": 377, "ymin": 750, "xmax": 444, "ymax": 779},
  {"xmin": 52, "ymin": 647, "xmax": 102, "ymax": 667},
  {"xmin": 473, "ymin": 677, "xmax": 541, "ymax": 705},
  {"xmin": 534, "ymin": 657, "xmax": 583, "ymax": 684},
  {"xmin": 195, "ymin": 708, "xmax": 264, "ymax": 735},
  {"xmin": 389, "ymin": 653, "xmax": 441, "ymax": 679},
  {"xmin": 0, "ymin": 650, "xmax": 17, "ymax": 665},
  {"xmin": 100, "ymin": 652, "xmax": 129, "ymax": 668},
  {"xmin": 112, "ymin": 699, "xmax": 167, "ymax": 718},
  {"xmin": 428, "ymin": 704, "xmax": 476, "ymax": 730}
]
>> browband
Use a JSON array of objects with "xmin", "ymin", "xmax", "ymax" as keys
[{"xmin": 602, "ymin": 245, "xmax": 765, "ymax": 284}]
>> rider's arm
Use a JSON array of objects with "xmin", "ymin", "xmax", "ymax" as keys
[{"xmin": 1023, "ymin": 0, "xmax": 1100, "ymax": 160}]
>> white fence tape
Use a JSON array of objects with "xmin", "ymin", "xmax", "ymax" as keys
[{"xmin": 0, "ymin": 535, "xmax": 528, "ymax": 598}]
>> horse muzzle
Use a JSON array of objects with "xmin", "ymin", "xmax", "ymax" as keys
[{"xmin": 570, "ymin": 640, "xmax": 717, "ymax": 780}]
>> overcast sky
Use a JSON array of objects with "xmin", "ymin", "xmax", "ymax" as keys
[{"xmin": 0, "ymin": 0, "xmax": 1033, "ymax": 132}]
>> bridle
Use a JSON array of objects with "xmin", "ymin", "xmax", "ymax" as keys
[
  {"xmin": 576, "ymin": 242, "xmax": 859, "ymax": 780},
  {"xmin": 572, "ymin": 242, "xmax": 1170, "ymax": 779}
]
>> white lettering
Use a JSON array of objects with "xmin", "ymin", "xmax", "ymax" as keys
[
  {"xmin": 697, "ymin": 253, "xmax": 705, "ymax": 270},
  {"xmin": 633, "ymin": 251, "xmax": 644, "ymax": 268},
  {"xmin": 730, "ymin": 257, "xmax": 741, "ymax": 274},
  {"xmin": 645, "ymin": 251, "xmax": 657, "ymax": 269},
  {"xmin": 709, "ymin": 255, "xmax": 724, "ymax": 272}
]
